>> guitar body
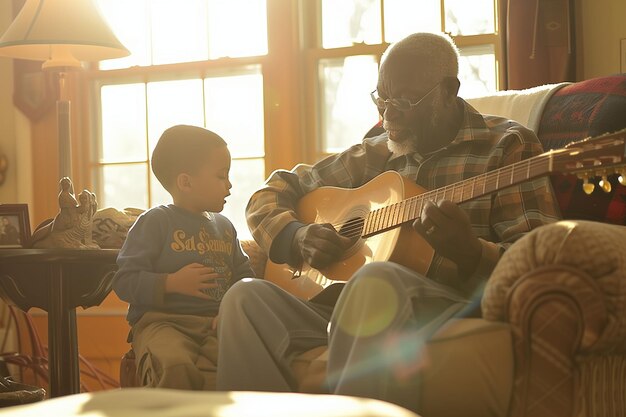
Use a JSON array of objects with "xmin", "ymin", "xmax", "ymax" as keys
[{"xmin": 264, "ymin": 171, "xmax": 434, "ymax": 300}]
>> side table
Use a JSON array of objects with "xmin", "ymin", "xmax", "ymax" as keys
[{"xmin": 0, "ymin": 249, "xmax": 118, "ymax": 397}]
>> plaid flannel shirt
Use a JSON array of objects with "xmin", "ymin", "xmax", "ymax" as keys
[{"xmin": 246, "ymin": 99, "xmax": 561, "ymax": 294}]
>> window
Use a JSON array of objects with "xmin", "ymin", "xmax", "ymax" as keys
[
  {"xmin": 92, "ymin": 0, "xmax": 268, "ymax": 239},
  {"xmin": 309, "ymin": 0, "xmax": 501, "ymax": 158},
  {"xmin": 89, "ymin": 0, "xmax": 501, "ymax": 239}
]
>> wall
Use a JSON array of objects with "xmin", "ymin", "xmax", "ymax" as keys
[
  {"xmin": 579, "ymin": 0, "xmax": 626, "ymax": 78},
  {"xmin": 0, "ymin": 2, "xmax": 16, "ymax": 203},
  {"xmin": 0, "ymin": 2, "xmax": 33, "ymax": 222}
]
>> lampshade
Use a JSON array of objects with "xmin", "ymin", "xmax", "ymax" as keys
[{"xmin": 0, "ymin": 0, "xmax": 129, "ymax": 69}]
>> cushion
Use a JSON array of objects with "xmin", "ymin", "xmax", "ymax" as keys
[
  {"xmin": 291, "ymin": 319, "xmax": 513, "ymax": 417},
  {"xmin": 92, "ymin": 207, "xmax": 143, "ymax": 248},
  {"xmin": 416, "ymin": 318, "xmax": 513, "ymax": 417},
  {"xmin": 465, "ymin": 82, "xmax": 568, "ymax": 132}
]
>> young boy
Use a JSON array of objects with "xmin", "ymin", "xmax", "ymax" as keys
[{"xmin": 113, "ymin": 124, "xmax": 255, "ymax": 390}]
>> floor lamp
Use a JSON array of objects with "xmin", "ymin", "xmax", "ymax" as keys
[{"xmin": 0, "ymin": 0, "xmax": 129, "ymax": 189}]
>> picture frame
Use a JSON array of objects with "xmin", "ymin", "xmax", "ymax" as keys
[{"xmin": 0, "ymin": 204, "xmax": 31, "ymax": 248}]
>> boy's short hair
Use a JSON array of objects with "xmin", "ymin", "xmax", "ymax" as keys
[{"xmin": 152, "ymin": 125, "xmax": 227, "ymax": 192}]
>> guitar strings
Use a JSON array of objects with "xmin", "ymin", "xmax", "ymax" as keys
[{"xmin": 325, "ymin": 152, "xmax": 561, "ymax": 238}]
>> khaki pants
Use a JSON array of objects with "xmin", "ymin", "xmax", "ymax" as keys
[{"xmin": 132, "ymin": 311, "xmax": 218, "ymax": 390}]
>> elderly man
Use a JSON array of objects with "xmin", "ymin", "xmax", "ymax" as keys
[{"xmin": 216, "ymin": 32, "xmax": 560, "ymax": 413}]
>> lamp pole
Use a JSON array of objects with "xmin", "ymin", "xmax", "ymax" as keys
[{"xmin": 57, "ymin": 71, "xmax": 72, "ymax": 180}]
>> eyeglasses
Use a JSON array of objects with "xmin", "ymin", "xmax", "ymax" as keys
[{"xmin": 370, "ymin": 82, "xmax": 441, "ymax": 112}]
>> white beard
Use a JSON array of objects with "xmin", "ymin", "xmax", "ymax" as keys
[
  {"xmin": 387, "ymin": 133, "xmax": 417, "ymax": 157},
  {"xmin": 385, "ymin": 100, "xmax": 442, "ymax": 157}
]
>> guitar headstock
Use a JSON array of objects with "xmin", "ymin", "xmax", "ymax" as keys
[{"xmin": 554, "ymin": 128, "xmax": 626, "ymax": 194}]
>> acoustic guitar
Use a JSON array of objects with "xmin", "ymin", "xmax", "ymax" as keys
[{"xmin": 264, "ymin": 129, "xmax": 626, "ymax": 301}]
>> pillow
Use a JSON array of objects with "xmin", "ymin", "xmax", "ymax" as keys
[
  {"xmin": 92, "ymin": 207, "xmax": 143, "ymax": 248},
  {"xmin": 537, "ymin": 75, "xmax": 626, "ymax": 225}
]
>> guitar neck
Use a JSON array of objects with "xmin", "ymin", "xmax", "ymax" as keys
[{"xmin": 361, "ymin": 149, "xmax": 566, "ymax": 237}]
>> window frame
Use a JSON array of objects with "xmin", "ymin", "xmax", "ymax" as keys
[
  {"xmin": 80, "ymin": 0, "xmax": 502, "ymax": 212},
  {"xmin": 86, "ymin": 57, "xmax": 270, "ymax": 207},
  {"xmin": 301, "ymin": 0, "xmax": 504, "ymax": 163}
]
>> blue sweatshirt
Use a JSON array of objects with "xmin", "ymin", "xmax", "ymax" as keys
[{"xmin": 113, "ymin": 204, "xmax": 255, "ymax": 326}]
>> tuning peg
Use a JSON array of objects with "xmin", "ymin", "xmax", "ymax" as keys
[
  {"xmin": 619, "ymin": 171, "xmax": 626, "ymax": 186},
  {"xmin": 582, "ymin": 176, "xmax": 595, "ymax": 195},
  {"xmin": 599, "ymin": 174, "xmax": 612, "ymax": 193}
]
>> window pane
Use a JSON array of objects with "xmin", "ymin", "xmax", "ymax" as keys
[
  {"xmin": 208, "ymin": 0, "xmax": 268, "ymax": 59},
  {"xmin": 146, "ymin": 79, "xmax": 205, "ymax": 155},
  {"xmin": 322, "ymin": 0, "xmax": 381, "ymax": 49},
  {"xmin": 204, "ymin": 69, "xmax": 264, "ymax": 158},
  {"xmin": 458, "ymin": 45, "xmax": 497, "ymax": 99},
  {"xmin": 383, "ymin": 0, "xmax": 441, "ymax": 43},
  {"xmin": 319, "ymin": 56, "xmax": 380, "ymax": 153},
  {"xmin": 220, "ymin": 158, "xmax": 265, "ymax": 240},
  {"xmin": 97, "ymin": 0, "xmax": 150, "ymax": 69},
  {"xmin": 100, "ymin": 83, "xmax": 147, "ymax": 163},
  {"xmin": 98, "ymin": 164, "xmax": 149, "ymax": 209},
  {"xmin": 150, "ymin": 0, "xmax": 209, "ymax": 65},
  {"xmin": 445, "ymin": 0, "xmax": 495, "ymax": 36}
]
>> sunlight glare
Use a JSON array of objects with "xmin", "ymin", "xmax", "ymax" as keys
[
  {"xmin": 97, "ymin": 0, "xmax": 149, "ymax": 69},
  {"xmin": 151, "ymin": 0, "xmax": 209, "ymax": 65},
  {"xmin": 445, "ymin": 0, "xmax": 495, "ymax": 35},
  {"xmin": 384, "ymin": 0, "xmax": 441, "ymax": 43},
  {"xmin": 208, "ymin": 0, "xmax": 268, "ymax": 58},
  {"xmin": 322, "ymin": 0, "xmax": 381, "ymax": 49},
  {"xmin": 320, "ymin": 56, "xmax": 380, "ymax": 153}
]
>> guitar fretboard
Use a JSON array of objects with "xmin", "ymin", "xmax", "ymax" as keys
[{"xmin": 360, "ymin": 149, "xmax": 564, "ymax": 237}]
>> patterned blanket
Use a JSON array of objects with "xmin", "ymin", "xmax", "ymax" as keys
[{"xmin": 538, "ymin": 75, "xmax": 626, "ymax": 225}]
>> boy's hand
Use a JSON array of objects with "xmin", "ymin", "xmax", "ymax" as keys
[
  {"xmin": 165, "ymin": 263, "xmax": 222, "ymax": 300},
  {"xmin": 211, "ymin": 314, "xmax": 219, "ymax": 331}
]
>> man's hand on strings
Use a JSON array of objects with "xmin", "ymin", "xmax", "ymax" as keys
[
  {"xmin": 412, "ymin": 200, "xmax": 482, "ymax": 276},
  {"xmin": 291, "ymin": 223, "xmax": 353, "ymax": 270}
]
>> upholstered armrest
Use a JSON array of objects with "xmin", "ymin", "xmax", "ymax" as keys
[
  {"xmin": 483, "ymin": 220, "xmax": 626, "ymax": 353},
  {"xmin": 484, "ymin": 220, "xmax": 626, "ymax": 351},
  {"xmin": 482, "ymin": 220, "xmax": 626, "ymax": 417}
]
